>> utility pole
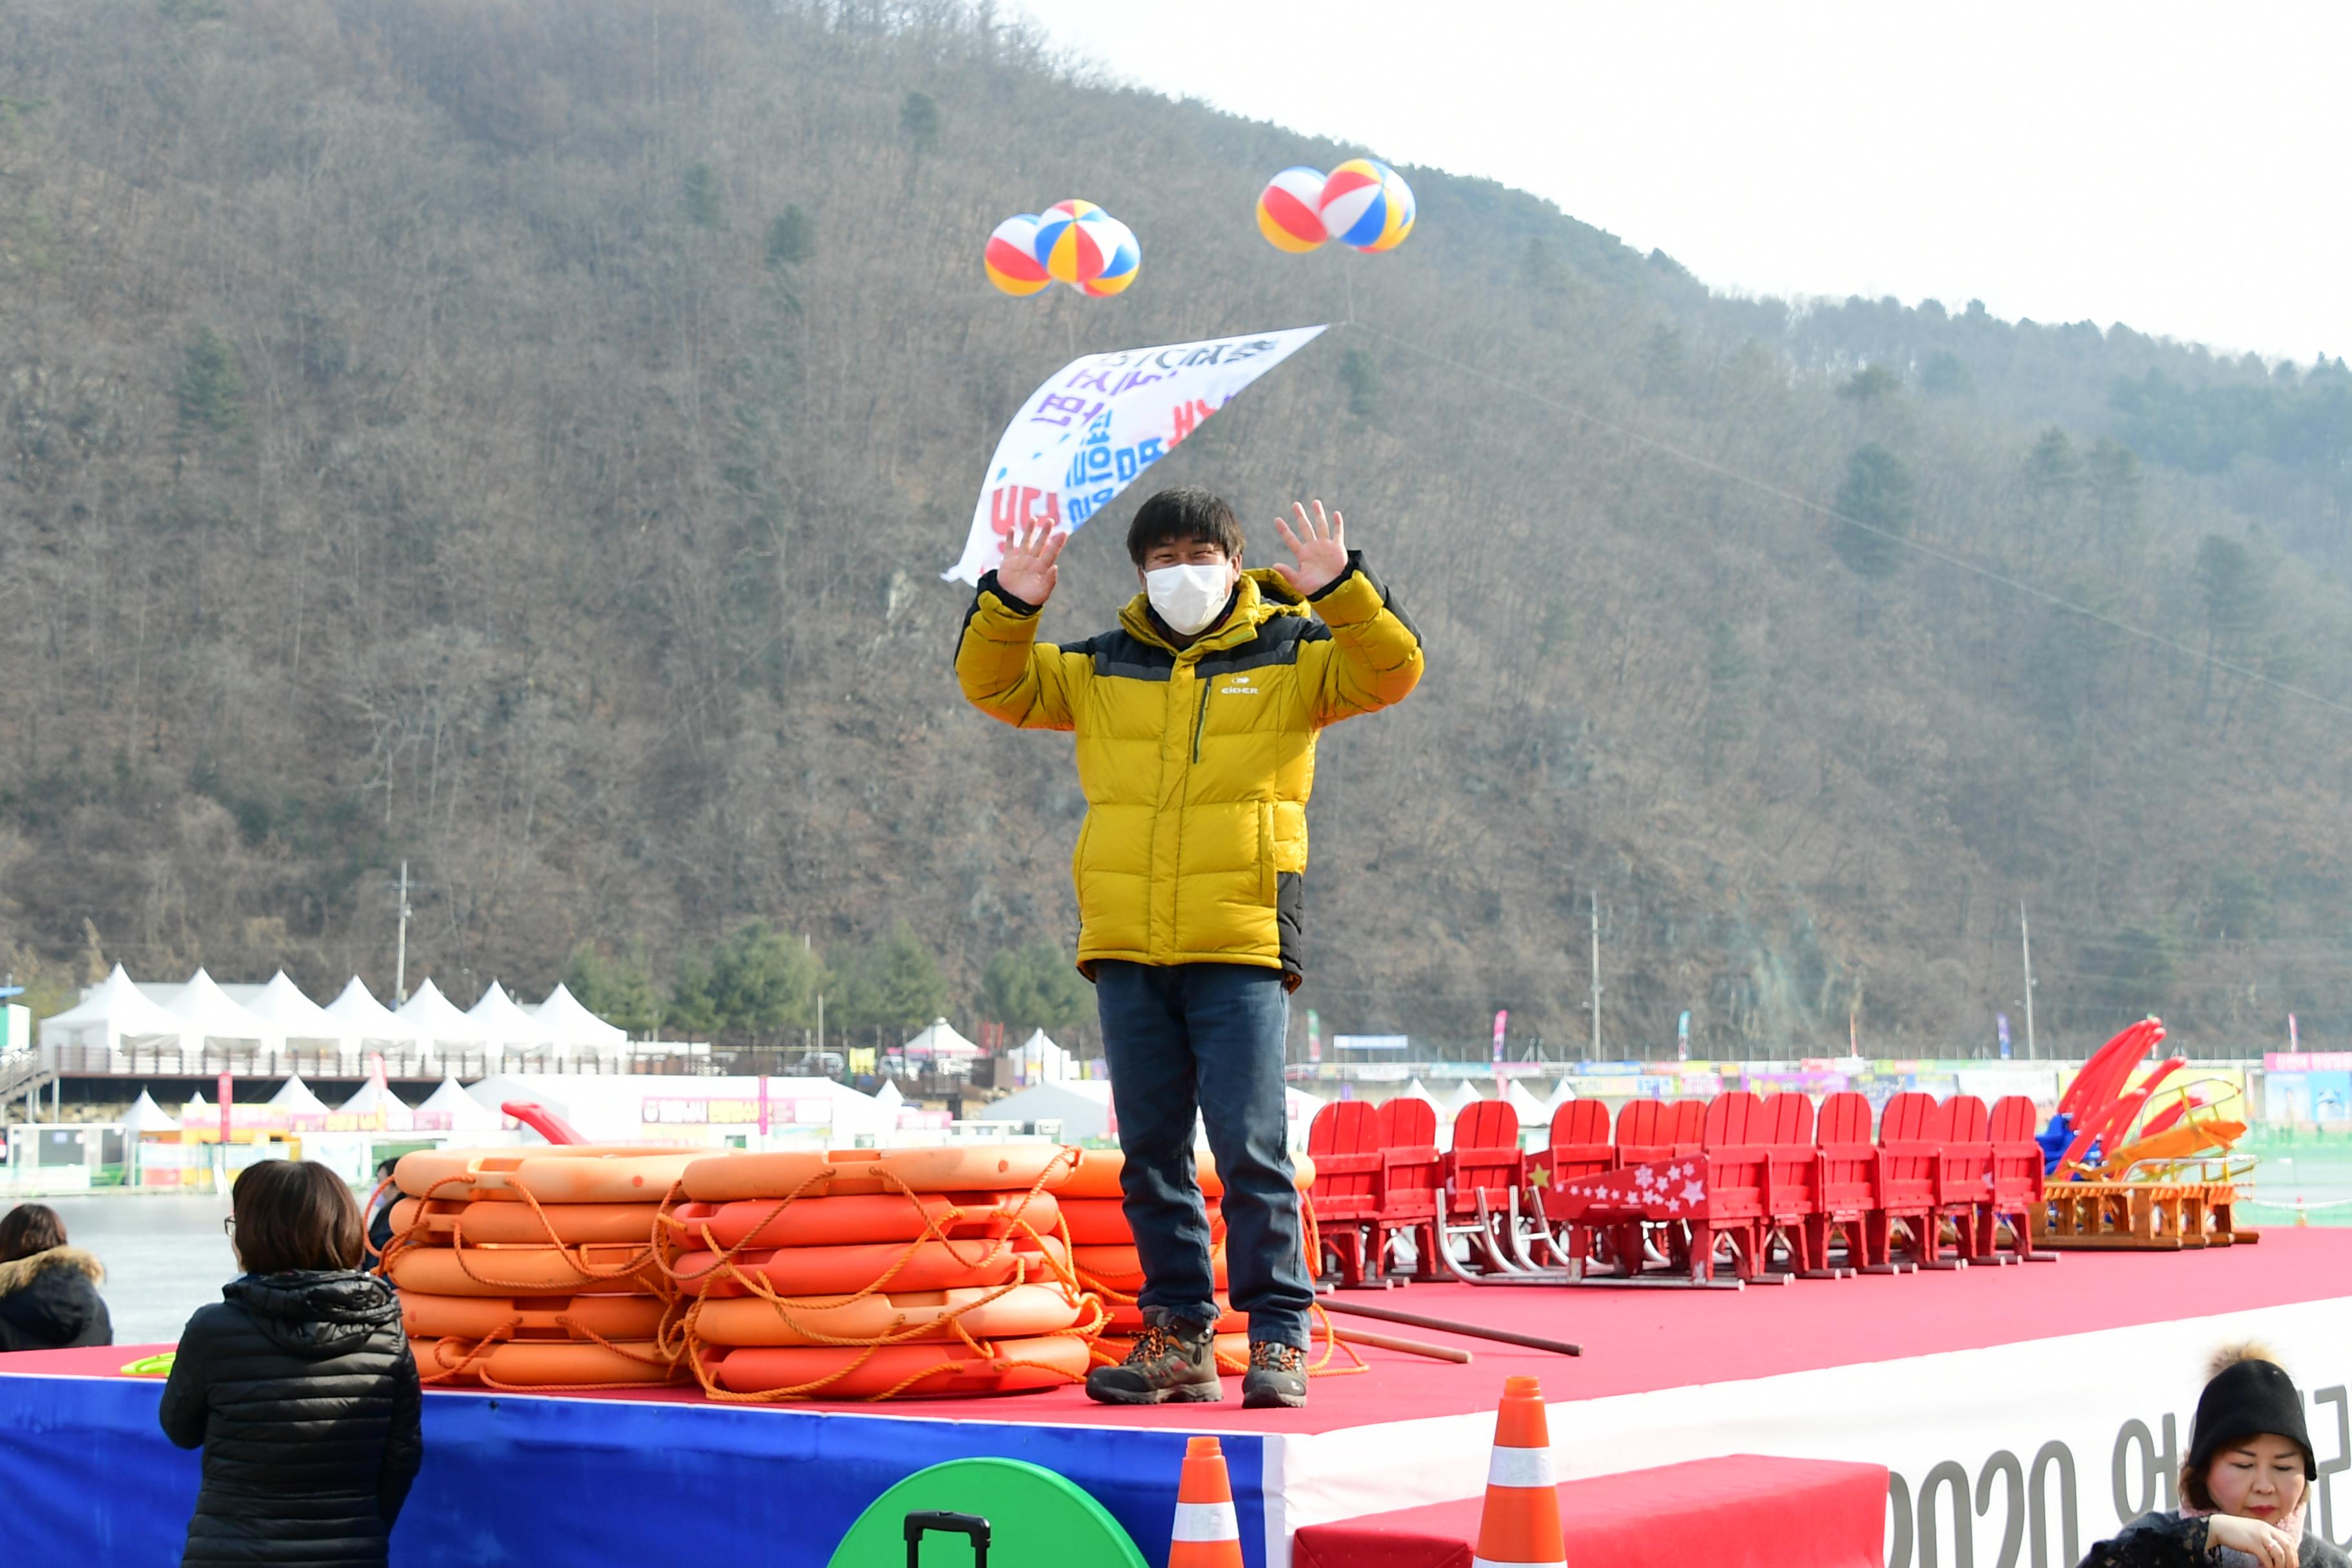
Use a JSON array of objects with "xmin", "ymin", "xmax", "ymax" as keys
[
  {"xmin": 1588, "ymin": 891, "xmax": 1603, "ymax": 1062},
  {"xmin": 395, "ymin": 861, "xmax": 413, "ymax": 1004},
  {"xmin": 2019, "ymin": 900, "xmax": 2036, "ymax": 1061}
]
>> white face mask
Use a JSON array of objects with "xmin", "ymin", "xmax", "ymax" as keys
[{"xmin": 1144, "ymin": 563, "xmax": 1233, "ymax": 636}]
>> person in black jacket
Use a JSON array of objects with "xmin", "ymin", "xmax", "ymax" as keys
[
  {"xmin": 161, "ymin": 1159, "xmax": 423, "ymax": 1568},
  {"xmin": 2079, "ymin": 1343, "xmax": 2349, "ymax": 1568},
  {"xmin": 0, "ymin": 1202, "xmax": 113, "ymax": 1351}
]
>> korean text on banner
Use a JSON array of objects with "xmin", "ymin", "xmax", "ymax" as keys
[{"xmin": 945, "ymin": 324, "xmax": 1328, "ymax": 585}]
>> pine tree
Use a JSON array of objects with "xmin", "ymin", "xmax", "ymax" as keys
[
  {"xmin": 764, "ymin": 206, "xmax": 814, "ymax": 269},
  {"xmin": 683, "ymin": 162, "xmax": 723, "ymax": 229},
  {"xmin": 899, "ymin": 92, "xmax": 941, "ymax": 154},
  {"xmin": 175, "ymin": 326, "xmax": 244, "ymax": 435},
  {"xmin": 1830, "ymin": 444, "xmax": 1915, "ymax": 580},
  {"xmin": 560, "ymin": 939, "xmax": 663, "ymax": 1037},
  {"xmin": 982, "ymin": 941, "xmax": 1088, "ymax": 1035}
]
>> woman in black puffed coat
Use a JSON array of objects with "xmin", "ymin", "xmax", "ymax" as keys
[
  {"xmin": 160, "ymin": 1159, "xmax": 422, "ymax": 1567},
  {"xmin": 0, "ymin": 1202, "xmax": 113, "ymax": 1351}
]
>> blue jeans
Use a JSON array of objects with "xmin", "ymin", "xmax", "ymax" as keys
[{"xmin": 1095, "ymin": 960, "xmax": 1313, "ymax": 1349}]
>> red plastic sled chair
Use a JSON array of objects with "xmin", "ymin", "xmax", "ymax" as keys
[
  {"xmin": 1616, "ymin": 1098, "xmax": 1705, "ymax": 1166},
  {"xmin": 1988, "ymin": 1094, "xmax": 2057, "ymax": 1262},
  {"xmin": 1807, "ymin": 1092, "xmax": 1877, "ymax": 1276},
  {"xmin": 1694, "ymin": 1093, "xmax": 1773, "ymax": 1282},
  {"xmin": 1439, "ymin": 1101, "xmax": 1534, "ymax": 1277},
  {"xmin": 1928, "ymin": 1095, "xmax": 2001, "ymax": 1264},
  {"xmin": 1531, "ymin": 1100, "xmax": 1614, "ymax": 1272},
  {"xmin": 1872, "ymin": 1092, "xmax": 1957, "ymax": 1271},
  {"xmin": 1756, "ymin": 1092, "xmax": 1825, "ymax": 1277},
  {"xmin": 1306, "ymin": 1101, "xmax": 1384, "ymax": 1287},
  {"xmin": 1372, "ymin": 1097, "xmax": 1446, "ymax": 1282}
]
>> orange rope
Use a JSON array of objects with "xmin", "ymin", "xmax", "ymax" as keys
[{"xmin": 390, "ymin": 1145, "xmax": 1365, "ymax": 1399}]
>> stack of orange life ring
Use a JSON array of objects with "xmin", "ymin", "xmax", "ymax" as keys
[
  {"xmin": 661, "ymin": 1143, "xmax": 1099, "ymax": 1400},
  {"xmin": 1062, "ymin": 1147, "xmax": 1318, "ymax": 1369},
  {"xmin": 382, "ymin": 1144, "xmax": 714, "ymax": 1390}
]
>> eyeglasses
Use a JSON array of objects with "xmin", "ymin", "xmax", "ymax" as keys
[{"xmin": 221, "ymin": 1217, "xmax": 237, "ymax": 1235}]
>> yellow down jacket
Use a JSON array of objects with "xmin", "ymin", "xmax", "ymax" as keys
[{"xmin": 956, "ymin": 553, "xmax": 1424, "ymax": 986}]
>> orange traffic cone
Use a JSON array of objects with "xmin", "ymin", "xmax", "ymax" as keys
[
  {"xmin": 1472, "ymin": 1375, "xmax": 1566, "ymax": 1568},
  {"xmin": 1169, "ymin": 1434, "xmax": 1245, "ymax": 1568}
]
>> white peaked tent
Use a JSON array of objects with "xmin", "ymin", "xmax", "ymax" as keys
[
  {"xmin": 1283, "ymin": 1085, "xmax": 1328, "ymax": 1149},
  {"xmin": 247, "ymin": 973, "xmax": 346, "ymax": 1048},
  {"xmin": 1504, "ymin": 1079, "xmax": 1548, "ymax": 1128},
  {"xmin": 121, "ymin": 1089, "xmax": 179, "ymax": 1136},
  {"xmin": 531, "ymin": 984, "xmax": 628, "ymax": 1052},
  {"xmin": 337, "ymin": 1078, "xmax": 414, "ymax": 1131},
  {"xmin": 467, "ymin": 982, "xmax": 547, "ymax": 1052},
  {"xmin": 1542, "ymin": 1079, "xmax": 1582, "ymax": 1115},
  {"xmin": 268, "ymin": 1075, "xmax": 332, "ymax": 1120},
  {"xmin": 1447, "ymin": 1081, "xmax": 1487, "ymax": 1116},
  {"xmin": 416, "ymin": 1072, "xmax": 503, "ymax": 1132},
  {"xmin": 901, "ymin": 1019, "xmax": 981, "ymax": 1061},
  {"xmin": 168, "ymin": 970, "xmax": 278, "ymax": 1051},
  {"xmin": 1011, "ymin": 1028, "xmax": 1076, "ymax": 1084},
  {"xmin": 1400, "ymin": 1077, "xmax": 1445, "ymax": 1112},
  {"xmin": 179, "ymin": 1090, "xmax": 213, "ymax": 1128},
  {"xmin": 398, "ymin": 980, "xmax": 480, "ymax": 1050},
  {"xmin": 872, "ymin": 1079, "xmax": 906, "ymax": 1124},
  {"xmin": 40, "ymin": 965, "xmax": 192, "ymax": 1053},
  {"xmin": 324, "ymin": 978, "xmax": 415, "ymax": 1050}
]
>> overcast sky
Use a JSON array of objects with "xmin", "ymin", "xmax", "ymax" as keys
[{"xmin": 1012, "ymin": 2, "xmax": 2349, "ymax": 363}]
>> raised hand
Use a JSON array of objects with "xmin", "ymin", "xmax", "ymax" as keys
[
  {"xmin": 1271, "ymin": 500, "xmax": 1350, "ymax": 597},
  {"xmin": 995, "ymin": 518, "xmax": 1065, "ymax": 607}
]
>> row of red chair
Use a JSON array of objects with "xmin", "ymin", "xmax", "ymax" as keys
[{"xmin": 1305, "ymin": 1090, "xmax": 2051, "ymax": 1288}]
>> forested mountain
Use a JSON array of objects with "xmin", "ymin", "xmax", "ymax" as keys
[{"xmin": 3, "ymin": 0, "xmax": 2349, "ymax": 1055}]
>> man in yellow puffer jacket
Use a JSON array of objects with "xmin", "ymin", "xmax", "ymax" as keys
[{"xmin": 956, "ymin": 487, "xmax": 1422, "ymax": 1409}]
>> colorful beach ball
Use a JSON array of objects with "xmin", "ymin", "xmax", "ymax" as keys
[
  {"xmin": 1318, "ymin": 158, "xmax": 1415, "ymax": 253},
  {"xmin": 984, "ymin": 213, "xmax": 1051, "ymax": 297},
  {"xmin": 1034, "ymin": 199, "xmax": 1129, "ymax": 287},
  {"xmin": 1256, "ymin": 166, "xmax": 1329, "ymax": 253},
  {"xmin": 1079, "ymin": 214, "xmax": 1141, "ymax": 297}
]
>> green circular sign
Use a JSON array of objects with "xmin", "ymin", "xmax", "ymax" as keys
[{"xmin": 826, "ymin": 1456, "xmax": 1147, "ymax": 1568}]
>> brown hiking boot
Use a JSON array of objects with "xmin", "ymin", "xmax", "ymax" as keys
[
  {"xmin": 1242, "ymin": 1340, "xmax": 1307, "ymax": 1409},
  {"xmin": 1085, "ymin": 1317, "xmax": 1223, "ymax": 1405}
]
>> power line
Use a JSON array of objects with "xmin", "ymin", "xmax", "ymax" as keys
[{"xmin": 1347, "ymin": 319, "xmax": 2352, "ymax": 722}]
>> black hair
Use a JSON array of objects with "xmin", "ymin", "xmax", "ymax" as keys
[
  {"xmin": 1126, "ymin": 487, "xmax": 1244, "ymax": 567},
  {"xmin": 0, "ymin": 1203, "xmax": 66, "ymax": 1263},
  {"xmin": 233, "ymin": 1159, "xmax": 366, "ymax": 1274}
]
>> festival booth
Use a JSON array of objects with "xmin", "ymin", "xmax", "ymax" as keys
[
  {"xmin": 323, "ymin": 978, "xmax": 418, "ymax": 1053},
  {"xmin": 1006, "ymin": 1026, "xmax": 1079, "ymax": 1085},
  {"xmin": 335, "ymin": 1077, "xmax": 415, "ymax": 1133},
  {"xmin": 37, "ymin": 965, "xmax": 192, "ymax": 1063},
  {"xmin": 397, "ymin": 979, "xmax": 482, "ymax": 1066},
  {"xmin": 413, "ymin": 1072, "xmax": 504, "ymax": 1137},
  {"xmin": 451, "ymin": 1073, "xmax": 892, "ymax": 1147},
  {"xmin": 245, "ymin": 972, "xmax": 347, "ymax": 1054},
  {"xmin": 531, "ymin": 983, "xmax": 631, "ymax": 1057},
  {"xmin": 466, "ymin": 982, "xmax": 551, "ymax": 1069},
  {"xmin": 161, "ymin": 970, "xmax": 278, "ymax": 1057}
]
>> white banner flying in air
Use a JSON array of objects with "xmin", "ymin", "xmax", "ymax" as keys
[{"xmin": 944, "ymin": 324, "xmax": 1328, "ymax": 585}]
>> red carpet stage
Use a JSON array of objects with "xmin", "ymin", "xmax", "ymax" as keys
[
  {"xmin": 1291, "ymin": 1455, "xmax": 1889, "ymax": 1568},
  {"xmin": 7, "ymin": 1231, "xmax": 2351, "ymax": 1566}
]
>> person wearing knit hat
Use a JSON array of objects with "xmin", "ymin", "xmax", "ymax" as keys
[{"xmin": 2079, "ymin": 1345, "xmax": 2349, "ymax": 1568}]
